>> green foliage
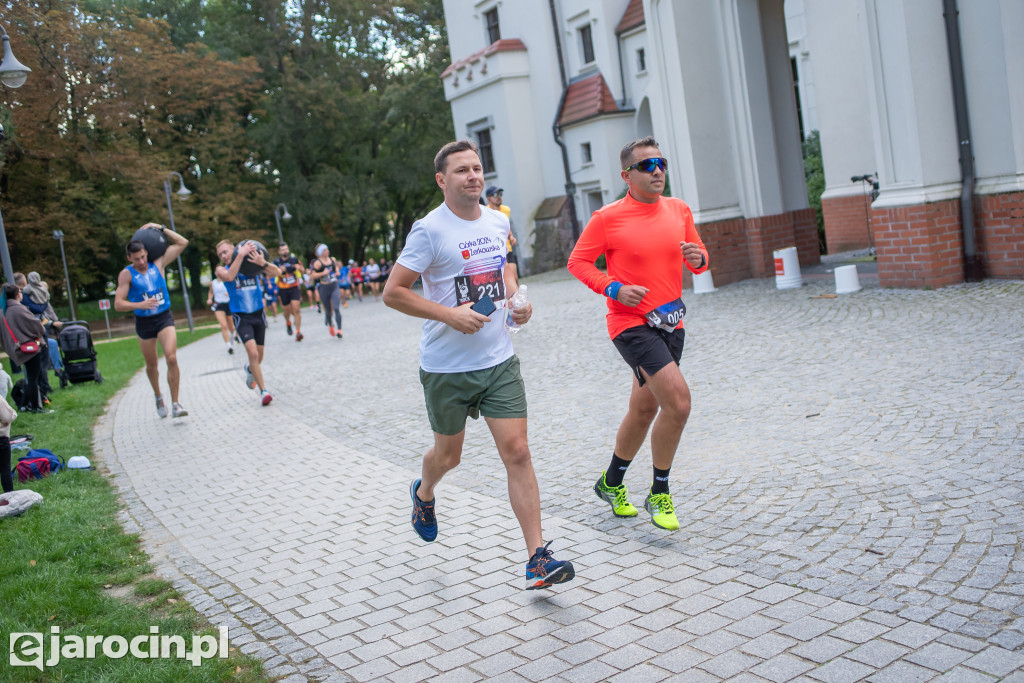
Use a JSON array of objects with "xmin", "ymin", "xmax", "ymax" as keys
[
  {"xmin": 802, "ymin": 130, "xmax": 827, "ymax": 253},
  {"xmin": 2, "ymin": 0, "xmax": 453, "ymax": 307}
]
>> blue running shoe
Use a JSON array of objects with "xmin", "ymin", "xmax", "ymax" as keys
[
  {"xmin": 525, "ymin": 541, "xmax": 575, "ymax": 590},
  {"xmin": 410, "ymin": 479, "xmax": 437, "ymax": 542}
]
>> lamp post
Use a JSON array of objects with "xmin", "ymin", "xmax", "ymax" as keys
[
  {"xmin": 273, "ymin": 203, "xmax": 292, "ymax": 245},
  {"xmin": 162, "ymin": 171, "xmax": 194, "ymax": 333},
  {"xmin": 52, "ymin": 230, "xmax": 75, "ymax": 320},
  {"xmin": 0, "ymin": 23, "xmax": 32, "ymax": 285}
]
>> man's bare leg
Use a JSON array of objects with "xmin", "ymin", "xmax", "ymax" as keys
[{"xmin": 486, "ymin": 417, "xmax": 543, "ymax": 552}]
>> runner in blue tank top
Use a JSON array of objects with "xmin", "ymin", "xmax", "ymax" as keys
[
  {"xmin": 114, "ymin": 222, "xmax": 190, "ymax": 419},
  {"xmin": 215, "ymin": 239, "xmax": 282, "ymax": 407}
]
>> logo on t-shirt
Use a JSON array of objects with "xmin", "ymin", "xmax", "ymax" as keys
[{"xmin": 461, "ymin": 249, "xmax": 471, "ymax": 259}]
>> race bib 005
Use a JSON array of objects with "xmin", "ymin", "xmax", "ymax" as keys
[{"xmin": 645, "ymin": 298, "xmax": 686, "ymax": 331}]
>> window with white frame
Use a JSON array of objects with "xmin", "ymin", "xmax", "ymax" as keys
[
  {"xmin": 579, "ymin": 24, "xmax": 595, "ymax": 65},
  {"xmin": 475, "ymin": 128, "xmax": 496, "ymax": 174},
  {"xmin": 636, "ymin": 48, "xmax": 646, "ymax": 74},
  {"xmin": 484, "ymin": 7, "xmax": 500, "ymax": 44},
  {"xmin": 581, "ymin": 142, "xmax": 592, "ymax": 165}
]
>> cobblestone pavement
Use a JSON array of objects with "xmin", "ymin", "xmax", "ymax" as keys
[{"xmin": 95, "ymin": 270, "xmax": 1024, "ymax": 682}]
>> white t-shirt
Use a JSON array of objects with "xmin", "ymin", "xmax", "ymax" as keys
[
  {"xmin": 211, "ymin": 278, "xmax": 231, "ymax": 303},
  {"xmin": 397, "ymin": 203, "xmax": 513, "ymax": 373}
]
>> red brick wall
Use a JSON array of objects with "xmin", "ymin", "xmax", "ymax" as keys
[
  {"xmin": 871, "ymin": 199, "xmax": 963, "ymax": 288},
  {"xmin": 975, "ymin": 191, "xmax": 1024, "ymax": 279},
  {"xmin": 692, "ymin": 217, "xmax": 750, "ymax": 287},
  {"xmin": 822, "ymin": 193, "xmax": 873, "ymax": 253},
  {"xmin": 792, "ymin": 208, "xmax": 821, "ymax": 267},
  {"xmin": 694, "ymin": 209, "xmax": 821, "ymax": 286}
]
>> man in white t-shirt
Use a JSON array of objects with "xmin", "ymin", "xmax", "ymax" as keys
[{"xmin": 383, "ymin": 140, "xmax": 575, "ymax": 590}]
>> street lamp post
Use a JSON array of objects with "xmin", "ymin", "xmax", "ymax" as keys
[
  {"xmin": 273, "ymin": 203, "xmax": 292, "ymax": 245},
  {"xmin": 162, "ymin": 171, "xmax": 194, "ymax": 333},
  {"xmin": 0, "ymin": 23, "xmax": 32, "ymax": 285},
  {"xmin": 52, "ymin": 230, "xmax": 75, "ymax": 320}
]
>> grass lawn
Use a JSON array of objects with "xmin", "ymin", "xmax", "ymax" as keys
[{"xmin": 1, "ymin": 329, "xmax": 267, "ymax": 682}]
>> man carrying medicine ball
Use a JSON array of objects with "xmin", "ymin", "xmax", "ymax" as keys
[
  {"xmin": 216, "ymin": 240, "xmax": 281, "ymax": 407},
  {"xmin": 114, "ymin": 222, "xmax": 190, "ymax": 419},
  {"xmin": 567, "ymin": 136, "xmax": 709, "ymax": 532}
]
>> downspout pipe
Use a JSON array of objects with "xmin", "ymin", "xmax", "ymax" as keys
[
  {"xmin": 548, "ymin": 0, "xmax": 581, "ymax": 242},
  {"xmin": 616, "ymin": 33, "xmax": 628, "ymax": 107},
  {"xmin": 942, "ymin": 0, "xmax": 982, "ymax": 281}
]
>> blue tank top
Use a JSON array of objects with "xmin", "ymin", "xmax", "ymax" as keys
[
  {"xmin": 225, "ymin": 273, "xmax": 264, "ymax": 314},
  {"xmin": 127, "ymin": 264, "xmax": 171, "ymax": 317}
]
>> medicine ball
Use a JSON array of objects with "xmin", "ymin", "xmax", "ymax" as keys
[
  {"xmin": 232, "ymin": 240, "xmax": 271, "ymax": 277},
  {"xmin": 130, "ymin": 227, "xmax": 168, "ymax": 261}
]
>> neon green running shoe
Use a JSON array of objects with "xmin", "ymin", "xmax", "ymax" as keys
[
  {"xmin": 594, "ymin": 471, "xmax": 638, "ymax": 517},
  {"xmin": 644, "ymin": 491, "xmax": 680, "ymax": 530}
]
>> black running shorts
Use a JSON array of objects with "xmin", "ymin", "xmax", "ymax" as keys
[
  {"xmin": 135, "ymin": 309, "xmax": 175, "ymax": 340},
  {"xmin": 232, "ymin": 310, "xmax": 268, "ymax": 346},
  {"xmin": 278, "ymin": 287, "xmax": 302, "ymax": 305},
  {"xmin": 611, "ymin": 325, "xmax": 686, "ymax": 387}
]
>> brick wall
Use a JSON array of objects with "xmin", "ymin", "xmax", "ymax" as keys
[
  {"xmin": 870, "ymin": 192, "xmax": 1024, "ymax": 287},
  {"xmin": 822, "ymin": 192, "xmax": 873, "ymax": 253},
  {"xmin": 693, "ymin": 217, "xmax": 750, "ymax": 287},
  {"xmin": 695, "ymin": 209, "xmax": 821, "ymax": 286},
  {"xmin": 792, "ymin": 208, "xmax": 821, "ymax": 268},
  {"xmin": 871, "ymin": 199, "xmax": 963, "ymax": 288},
  {"xmin": 975, "ymin": 191, "xmax": 1024, "ymax": 279}
]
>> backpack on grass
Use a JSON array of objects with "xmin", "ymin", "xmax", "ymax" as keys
[{"xmin": 13, "ymin": 449, "xmax": 65, "ymax": 482}]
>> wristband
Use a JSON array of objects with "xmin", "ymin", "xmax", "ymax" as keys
[{"xmin": 604, "ymin": 281, "xmax": 623, "ymax": 301}]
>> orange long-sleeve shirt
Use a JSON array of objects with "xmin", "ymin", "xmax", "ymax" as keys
[{"xmin": 567, "ymin": 192, "xmax": 709, "ymax": 340}]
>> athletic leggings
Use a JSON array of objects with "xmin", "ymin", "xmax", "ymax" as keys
[
  {"xmin": 1, "ymin": 436, "xmax": 12, "ymax": 493},
  {"xmin": 318, "ymin": 282, "xmax": 342, "ymax": 329}
]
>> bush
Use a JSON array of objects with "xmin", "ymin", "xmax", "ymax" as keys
[{"xmin": 803, "ymin": 130, "xmax": 827, "ymax": 254}]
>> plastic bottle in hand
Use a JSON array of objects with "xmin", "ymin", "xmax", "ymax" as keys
[{"xmin": 506, "ymin": 285, "xmax": 529, "ymax": 334}]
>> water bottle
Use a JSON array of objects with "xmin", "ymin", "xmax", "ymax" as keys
[{"xmin": 506, "ymin": 284, "xmax": 529, "ymax": 334}]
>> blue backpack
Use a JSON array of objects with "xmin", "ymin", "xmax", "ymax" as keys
[{"xmin": 13, "ymin": 449, "xmax": 66, "ymax": 482}]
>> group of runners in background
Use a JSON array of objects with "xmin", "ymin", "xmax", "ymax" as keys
[{"xmin": 260, "ymin": 251, "xmax": 391, "ymax": 321}]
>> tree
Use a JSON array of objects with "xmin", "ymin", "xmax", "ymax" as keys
[{"xmin": 1, "ymin": 1, "xmax": 266, "ymax": 307}]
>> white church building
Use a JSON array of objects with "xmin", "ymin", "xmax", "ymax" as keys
[{"xmin": 439, "ymin": 0, "xmax": 1023, "ymax": 288}]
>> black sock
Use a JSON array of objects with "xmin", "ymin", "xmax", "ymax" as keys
[
  {"xmin": 652, "ymin": 466, "xmax": 671, "ymax": 494},
  {"xmin": 604, "ymin": 453, "xmax": 632, "ymax": 487}
]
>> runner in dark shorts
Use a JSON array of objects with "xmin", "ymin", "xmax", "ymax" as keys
[
  {"xmin": 273, "ymin": 243, "xmax": 304, "ymax": 340},
  {"xmin": 114, "ymin": 222, "xmax": 190, "ymax": 419},
  {"xmin": 567, "ymin": 136, "xmax": 710, "ymax": 532}
]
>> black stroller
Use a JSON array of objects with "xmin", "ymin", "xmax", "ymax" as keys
[{"xmin": 57, "ymin": 320, "xmax": 103, "ymax": 386}]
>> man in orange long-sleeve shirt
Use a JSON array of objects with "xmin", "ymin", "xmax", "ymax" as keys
[{"xmin": 567, "ymin": 136, "xmax": 709, "ymax": 531}]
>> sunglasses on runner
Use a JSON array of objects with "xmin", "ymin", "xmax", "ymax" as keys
[{"xmin": 624, "ymin": 157, "xmax": 668, "ymax": 173}]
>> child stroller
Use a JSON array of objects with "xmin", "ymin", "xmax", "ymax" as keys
[{"xmin": 57, "ymin": 320, "xmax": 103, "ymax": 386}]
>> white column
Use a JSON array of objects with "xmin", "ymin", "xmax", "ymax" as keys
[
  {"xmin": 716, "ymin": 0, "xmax": 807, "ymax": 217},
  {"xmin": 804, "ymin": 0, "xmax": 879, "ymax": 203},
  {"xmin": 960, "ymin": 0, "xmax": 1024, "ymax": 194},
  {"xmin": 861, "ymin": 0, "xmax": 960, "ymax": 208},
  {"xmin": 645, "ymin": 0, "xmax": 743, "ymax": 222}
]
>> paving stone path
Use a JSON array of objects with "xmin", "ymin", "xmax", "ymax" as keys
[{"xmin": 96, "ymin": 269, "xmax": 1024, "ymax": 681}]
